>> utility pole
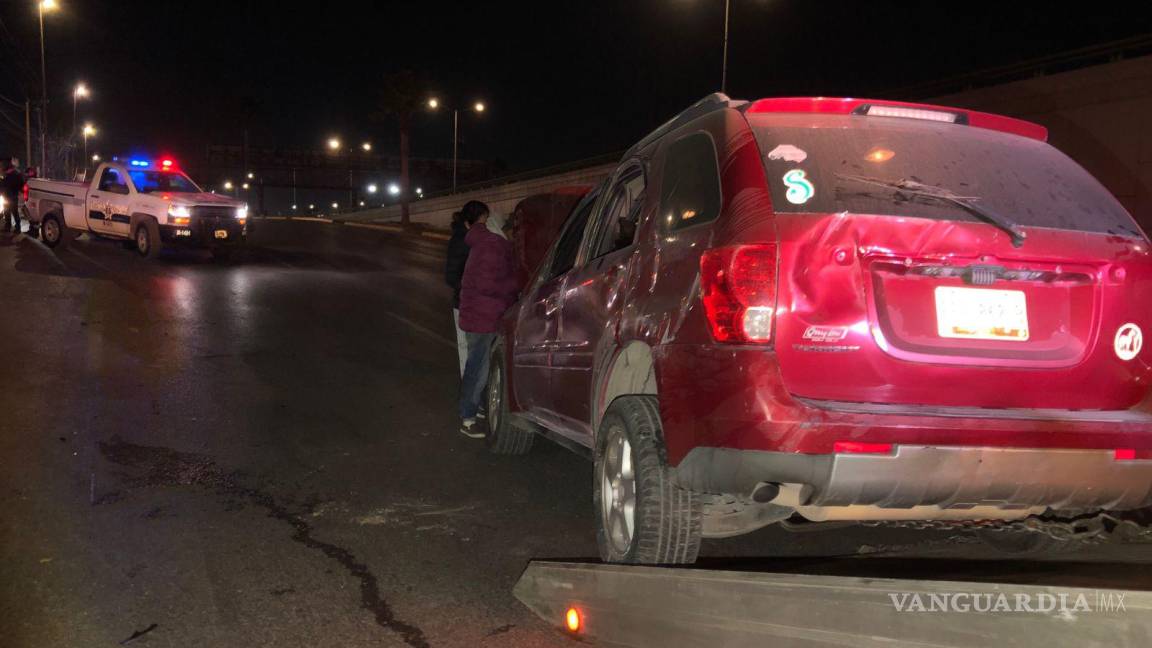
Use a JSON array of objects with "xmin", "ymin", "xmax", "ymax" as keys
[
  {"xmin": 38, "ymin": 3, "xmax": 48, "ymax": 176},
  {"xmin": 24, "ymin": 100, "xmax": 31, "ymax": 168},
  {"xmin": 721, "ymin": 0, "xmax": 731, "ymax": 94}
]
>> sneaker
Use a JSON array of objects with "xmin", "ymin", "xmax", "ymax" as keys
[
  {"xmin": 459, "ymin": 418, "xmax": 485, "ymax": 439},
  {"xmin": 476, "ymin": 410, "xmax": 487, "ymax": 420}
]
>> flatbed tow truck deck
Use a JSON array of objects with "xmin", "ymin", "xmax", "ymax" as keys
[{"xmin": 515, "ymin": 547, "xmax": 1152, "ymax": 647}]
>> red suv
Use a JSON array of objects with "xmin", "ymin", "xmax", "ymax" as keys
[{"xmin": 485, "ymin": 94, "xmax": 1152, "ymax": 564}]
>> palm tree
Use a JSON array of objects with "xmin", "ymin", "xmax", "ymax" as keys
[{"xmin": 376, "ymin": 71, "xmax": 426, "ymax": 227}]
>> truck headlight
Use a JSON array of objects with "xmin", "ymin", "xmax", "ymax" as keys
[{"xmin": 168, "ymin": 204, "xmax": 191, "ymax": 226}]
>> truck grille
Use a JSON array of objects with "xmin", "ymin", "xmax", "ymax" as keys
[{"xmin": 192, "ymin": 206, "xmax": 236, "ymax": 220}]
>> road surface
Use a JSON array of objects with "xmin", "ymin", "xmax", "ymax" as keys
[{"xmin": 1, "ymin": 220, "xmax": 1148, "ymax": 647}]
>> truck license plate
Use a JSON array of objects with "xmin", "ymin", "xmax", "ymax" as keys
[
  {"xmin": 214, "ymin": 229, "xmax": 228, "ymax": 239},
  {"xmin": 935, "ymin": 287, "xmax": 1029, "ymax": 341}
]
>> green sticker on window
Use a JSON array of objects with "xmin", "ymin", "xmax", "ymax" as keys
[{"xmin": 783, "ymin": 169, "xmax": 815, "ymax": 205}]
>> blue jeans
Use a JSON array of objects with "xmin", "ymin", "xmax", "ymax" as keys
[{"xmin": 459, "ymin": 332, "xmax": 497, "ymax": 419}]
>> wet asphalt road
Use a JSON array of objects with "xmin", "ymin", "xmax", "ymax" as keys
[{"xmin": 2, "ymin": 219, "xmax": 1150, "ymax": 647}]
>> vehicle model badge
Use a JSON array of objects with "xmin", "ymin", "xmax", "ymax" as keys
[
  {"xmin": 1115, "ymin": 323, "xmax": 1143, "ymax": 361},
  {"xmin": 783, "ymin": 169, "xmax": 815, "ymax": 205}
]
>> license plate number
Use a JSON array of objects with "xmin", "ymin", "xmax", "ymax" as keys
[
  {"xmin": 935, "ymin": 287, "xmax": 1029, "ymax": 341},
  {"xmin": 214, "ymin": 229, "xmax": 228, "ymax": 239}
]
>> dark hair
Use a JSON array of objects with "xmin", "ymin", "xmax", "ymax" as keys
[{"xmin": 456, "ymin": 200, "xmax": 489, "ymax": 226}]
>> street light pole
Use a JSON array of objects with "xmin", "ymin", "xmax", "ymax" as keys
[
  {"xmin": 721, "ymin": 0, "xmax": 730, "ymax": 93},
  {"xmin": 37, "ymin": 2, "xmax": 48, "ymax": 176}
]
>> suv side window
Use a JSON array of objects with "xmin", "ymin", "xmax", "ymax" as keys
[
  {"xmin": 98, "ymin": 168, "xmax": 130, "ymax": 194},
  {"xmin": 661, "ymin": 133, "xmax": 721, "ymax": 230},
  {"xmin": 590, "ymin": 169, "xmax": 646, "ymax": 259},
  {"xmin": 549, "ymin": 192, "xmax": 597, "ymax": 279}
]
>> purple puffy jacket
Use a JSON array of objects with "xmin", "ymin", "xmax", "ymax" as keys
[{"xmin": 459, "ymin": 225, "xmax": 519, "ymax": 333}]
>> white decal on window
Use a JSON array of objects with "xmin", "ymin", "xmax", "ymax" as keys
[{"xmin": 767, "ymin": 144, "xmax": 808, "ymax": 163}]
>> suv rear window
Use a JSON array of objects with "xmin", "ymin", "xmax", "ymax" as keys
[{"xmin": 750, "ymin": 113, "xmax": 1142, "ymax": 239}]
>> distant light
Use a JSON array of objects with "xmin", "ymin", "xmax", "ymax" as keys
[
  {"xmin": 474, "ymin": 101, "xmax": 486, "ymax": 113},
  {"xmin": 241, "ymin": 183, "xmax": 250, "ymax": 190},
  {"xmin": 224, "ymin": 181, "xmax": 234, "ymax": 190},
  {"xmin": 361, "ymin": 142, "xmax": 372, "ymax": 152},
  {"xmin": 82, "ymin": 124, "xmax": 96, "ymax": 137},
  {"xmin": 247, "ymin": 172, "xmax": 254, "ymax": 179},
  {"xmin": 74, "ymin": 83, "xmax": 89, "ymax": 99},
  {"xmin": 308, "ymin": 204, "xmax": 315, "ymax": 210},
  {"xmin": 367, "ymin": 183, "xmax": 378, "ymax": 194},
  {"xmin": 327, "ymin": 137, "xmax": 341, "ymax": 151},
  {"xmin": 359, "ymin": 201, "xmax": 365, "ymax": 207},
  {"xmin": 91, "ymin": 154, "xmax": 100, "ymax": 162},
  {"xmin": 331, "ymin": 202, "xmax": 339, "ymax": 209},
  {"xmin": 427, "ymin": 98, "xmax": 439, "ymax": 109},
  {"xmin": 415, "ymin": 187, "xmax": 423, "ymax": 194},
  {"xmin": 387, "ymin": 183, "xmax": 400, "ymax": 195},
  {"xmin": 40, "ymin": 0, "xmax": 58, "ymax": 11}
]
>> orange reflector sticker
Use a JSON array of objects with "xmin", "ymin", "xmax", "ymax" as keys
[{"xmin": 565, "ymin": 607, "xmax": 581, "ymax": 633}]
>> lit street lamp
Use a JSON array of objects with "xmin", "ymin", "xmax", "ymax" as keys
[
  {"xmin": 361, "ymin": 142, "xmax": 372, "ymax": 152},
  {"xmin": 72, "ymin": 83, "xmax": 88, "ymax": 136},
  {"xmin": 367, "ymin": 183, "xmax": 378, "ymax": 194},
  {"xmin": 427, "ymin": 97, "xmax": 488, "ymax": 192},
  {"xmin": 247, "ymin": 172, "xmax": 254, "ymax": 179},
  {"xmin": 387, "ymin": 183, "xmax": 400, "ymax": 196},
  {"xmin": 327, "ymin": 137, "xmax": 341, "ymax": 151}
]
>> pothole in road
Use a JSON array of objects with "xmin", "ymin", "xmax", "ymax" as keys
[{"xmin": 97, "ymin": 437, "xmax": 430, "ymax": 648}]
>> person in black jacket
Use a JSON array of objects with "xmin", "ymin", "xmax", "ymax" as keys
[
  {"xmin": 446, "ymin": 201, "xmax": 488, "ymax": 376},
  {"xmin": 0, "ymin": 159, "xmax": 25, "ymax": 233}
]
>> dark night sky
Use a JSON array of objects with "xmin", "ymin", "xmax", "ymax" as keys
[{"xmin": 0, "ymin": 1, "xmax": 1150, "ymax": 175}]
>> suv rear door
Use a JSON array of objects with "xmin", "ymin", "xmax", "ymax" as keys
[
  {"xmin": 512, "ymin": 188, "xmax": 599, "ymax": 414},
  {"xmin": 548, "ymin": 162, "xmax": 646, "ymax": 436}
]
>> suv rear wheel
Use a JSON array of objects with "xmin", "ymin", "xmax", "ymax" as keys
[
  {"xmin": 485, "ymin": 348, "xmax": 534, "ymax": 455},
  {"xmin": 595, "ymin": 396, "xmax": 702, "ymax": 564}
]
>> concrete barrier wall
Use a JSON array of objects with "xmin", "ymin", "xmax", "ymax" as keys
[
  {"xmin": 352, "ymin": 162, "xmax": 618, "ymax": 230},
  {"xmin": 929, "ymin": 55, "xmax": 1152, "ymax": 230}
]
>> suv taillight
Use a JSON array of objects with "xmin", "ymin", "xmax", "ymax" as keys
[{"xmin": 700, "ymin": 244, "xmax": 778, "ymax": 344}]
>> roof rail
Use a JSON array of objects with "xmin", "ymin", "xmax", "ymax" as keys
[{"xmin": 622, "ymin": 93, "xmax": 743, "ymax": 160}]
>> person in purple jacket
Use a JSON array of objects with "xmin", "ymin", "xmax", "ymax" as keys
[{"xmin": 458, "ymin": 204, "xmax": 519, "ymax": 438}]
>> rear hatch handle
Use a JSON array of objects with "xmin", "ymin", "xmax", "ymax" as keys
[{"xmin": 836, "ymin": 173, "xmax": 1027, "ymax": 248}]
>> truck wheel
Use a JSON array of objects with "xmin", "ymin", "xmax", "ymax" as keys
[
  {"xmin": 40, "ymin": 212, "xmax": 64, "ymax": 248},
  {"xmin": 134, "ymin": 219, "xmax": 161, "ymax": 259},
  {"xmin": 485, "ymin": 347, "xmax": 534, "ymax": 455},
  {"xmin": 594, "ymin": 396, "xmax": 702, "ymax": 564}
]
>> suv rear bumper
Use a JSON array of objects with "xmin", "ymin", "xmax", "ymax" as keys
[{"xmin": 673, "ymin": 445, "xmax": 1152, "ymax": 511}]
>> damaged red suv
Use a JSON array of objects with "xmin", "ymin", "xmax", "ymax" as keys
[{"xmin": 485, "ymin": 94, "xmax": 1152, "ymax": 564}]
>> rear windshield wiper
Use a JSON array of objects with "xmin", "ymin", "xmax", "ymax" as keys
[{"xmin": 835, "ymin": 173, "xmax": 1027, "ymax": 248}]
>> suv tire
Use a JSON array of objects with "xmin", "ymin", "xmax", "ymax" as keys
[
  {"xmin": 595, "ymin": 395, "xmax": 702, "ymax": 564},
  {"xmin": 485, "ymin": 347, "xmax": 534, "ymax": 455}
]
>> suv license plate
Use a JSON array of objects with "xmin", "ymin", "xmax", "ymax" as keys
[
  {"xmin": 935, "ymin": 287, "xmax": 1029, "ymax": 341},
  {"xmin": 214, "ymin": 229, "xmax": 228, "ymax": 239}
]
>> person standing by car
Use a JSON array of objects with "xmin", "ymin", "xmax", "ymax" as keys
[
  {"xmin": 458, "ymin": 205, "xmax": 518, "ymax": 438},
  {"xmin": 1, "ymin": 159, "xmax": 25, "ymax": 233},
  {"xmin": 446, "ymin": 201, "xmax": 487, "ymax": 376}
]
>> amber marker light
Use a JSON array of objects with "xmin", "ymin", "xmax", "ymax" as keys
[{"xmin": 565, "ymin": 607, "xmax": 582, "ymax": 633}]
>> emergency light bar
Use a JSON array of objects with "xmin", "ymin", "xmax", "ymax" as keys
[{"xmin": 128, "ymin": 158, "xmax": 178, "ymax": 170}]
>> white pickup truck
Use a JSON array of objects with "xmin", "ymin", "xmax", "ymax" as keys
[{"xmin": 26, "ymin": 158, "xmax": 248, "ymax": 259}]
